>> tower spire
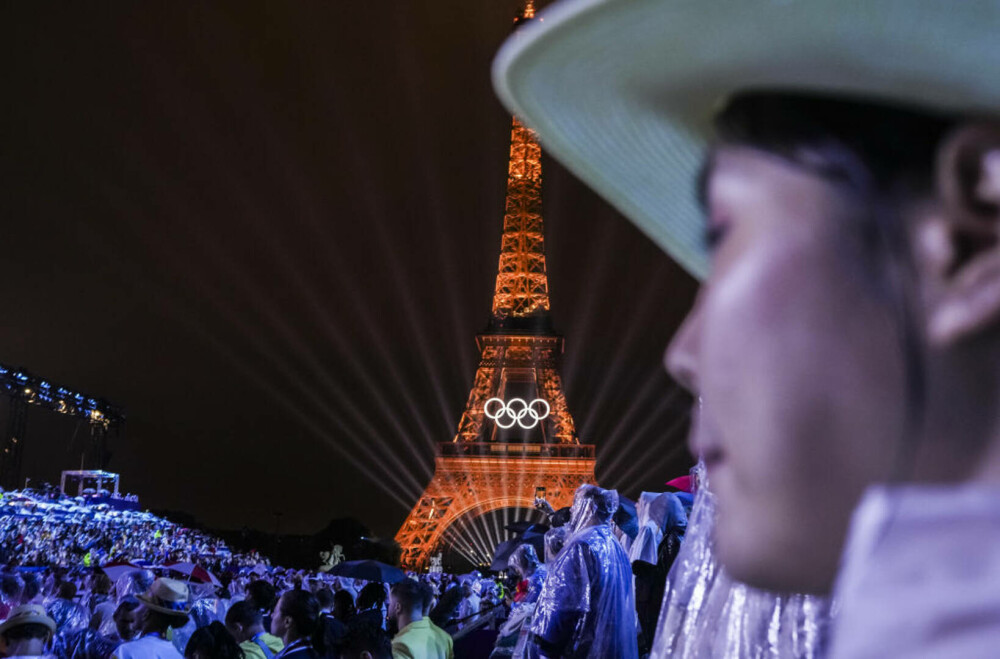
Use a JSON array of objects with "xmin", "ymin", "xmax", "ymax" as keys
[{"xmin": 489, "ymin": 116, "xmax": 550, "ymax": 329}]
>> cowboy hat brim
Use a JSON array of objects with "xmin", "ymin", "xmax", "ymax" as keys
[
  {"xmin": 0, "ymin": 610, "xmax": 56, "ymax": 636},
  {"xmin": 135, "ymin": 593, "xmax": 192, "ymax": 617},
  {"xmin": 492, "ymin": 0, "xmax": 1000, "ymax": 281}
]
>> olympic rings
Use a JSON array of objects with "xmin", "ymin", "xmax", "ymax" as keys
[{"xmin": 483, "ymin": 397, "xmax": 551, "ymax": 430}]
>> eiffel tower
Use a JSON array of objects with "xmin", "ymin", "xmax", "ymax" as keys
[{"xmin": 394, "ymin": 0, "xmax": 597, "ymax": 570}]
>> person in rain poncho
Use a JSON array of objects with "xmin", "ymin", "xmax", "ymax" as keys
[
  {"xmin": 628, "ymin": 492, "xmax": 687, "ymax": 566},
  {"xmin": 491, "ymin": 544, "xmax": 548, "ymax": 659},
  {"xmin": 528, "ymin": 484, "xmax": 637, "ymax": 659}
]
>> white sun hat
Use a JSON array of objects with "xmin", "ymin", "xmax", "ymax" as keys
[{"xmin": 492, "ymin": 0, "xmax": 1000, "ymax": 281}]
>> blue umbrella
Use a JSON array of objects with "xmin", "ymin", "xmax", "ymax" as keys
[{"xmin": 328, "ymin": 559, "xmax": 406, "ymax": 584}]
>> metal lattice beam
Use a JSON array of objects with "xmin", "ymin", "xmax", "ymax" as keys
[{"xmin": 0, "ymin": 363, "xmax": 125, "ymax": 488}]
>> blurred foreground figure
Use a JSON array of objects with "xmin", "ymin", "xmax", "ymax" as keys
[
  {"xmin": 653, "ymin": 463, "xmax": 830, "ymax": 657},
  {"xmin": 0, "ymin": 604, "xmax": 56, "ymax": 658},
  {"xmin": 528, "ymin": 485, "xmax": 637, "ymax": 658},
  {"xmin": 494, "ymin": 0, "xmax": 1000, "ymax": 655}
]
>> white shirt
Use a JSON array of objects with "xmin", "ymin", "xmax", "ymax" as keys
[
  {"xmin": 113, "ymin": 634, "xmax": 184, "ymax": 659},
  {"xmin": 831, "ymin": 484, "xmax": 1000, "ymax": 658}
]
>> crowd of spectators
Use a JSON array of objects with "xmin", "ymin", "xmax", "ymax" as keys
[
  {"xmin": 0, "ymin": 488, "xmax": 266, "ymax": 571},
  {"xmin": 0, "ymin": 481, "xmax": 691, "ymax": 659}
]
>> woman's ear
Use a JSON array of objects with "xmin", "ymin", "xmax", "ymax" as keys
[{"xmin": 923, "ymin": 121, "xmax": 1000, "ymax": 345}]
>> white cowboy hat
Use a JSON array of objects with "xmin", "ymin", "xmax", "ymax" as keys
[
  {"xmin": 492, "ymin": 0, "xmax": 1000, "ymax": 281},
  {"xmin": 0, "ymin": 604, "xmax": 56, "ymax": 636},
  {"xmin": 136, "ymin": 577, "xmax": 192, "ymax": 616}
]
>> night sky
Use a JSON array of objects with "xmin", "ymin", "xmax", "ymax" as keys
[{"xmin": 1, "ymin": 1, "xmax": 698, "ymax": 539}]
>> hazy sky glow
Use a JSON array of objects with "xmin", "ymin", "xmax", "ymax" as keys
[{"xmin": 1, "ymin": 1, "xmax": 697, "ymax": 538}]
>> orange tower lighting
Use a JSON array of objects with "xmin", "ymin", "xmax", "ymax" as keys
[{"xmin": 394, "ymin": 0, "xmax": 597, "ymax": 570}]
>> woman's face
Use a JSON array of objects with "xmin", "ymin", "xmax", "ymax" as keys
[{"xmin": 666, "ymin": 146, "xmax": 909, "ymax": 593}]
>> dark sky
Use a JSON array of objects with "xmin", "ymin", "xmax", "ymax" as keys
[{"xmin": 0, "ymin": 1, "xmax": 698, "ymax": 538}]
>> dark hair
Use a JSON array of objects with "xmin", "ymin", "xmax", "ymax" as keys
[
  {"xmin": 389, "ymin": 579, "xmax": 424, "ymax": 613},
  {"xmin": 92, "ymin": 573, "xmax": 113, "ymax": 595},
  {"xmin": 184, "ymin": 621, "xmax": 243, "ymax": 659},
  {"xmin": 315, "ymin": 587, "xmax": 335, "ymax": 610},
  {"xmin": 0, "ymin": 574, "xmax": 22, "ymax": 599},
  {"xmin": 114, "ymin": 596, "xmax": 141, "ymax": 617},
  {"xmin": 57, "ymin": 580, "xmax": 78, "ymax": 600},
  {"xmin": 356, "ymin": 583, "xmax": 386, "ymax": 611},
  {"xmin": 246, "ymin": 580, "xmax": 277, "ymax": 614},
  {"xmin": 428, "ymin": 586, "xmax": 463, "ymax": 628},
  {"xmin": 1, "ymin": 622, "xmax": 51, "ymax": 642},
  {"xmin": 278, "ymin": 590, "xmax": 326, "ymax": 653},
  {"xmin": 712, "ymin": 92, "xmax": 956, "ymax": 199},
  {"xmin": 340, "ymin": 621, "xmax": 392, "ymax": 659},
  {"xmin": 332, "ymin": 589, "xmax": 356, "ymax": 620},
  {"xmin": 225, "ymin": 600, "xmax": 262, "ymax": 628},
  {"xmin": 710, "ymin": 91, "xmax": 953, "ymax": 475}
]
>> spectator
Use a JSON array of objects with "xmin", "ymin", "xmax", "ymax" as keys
[
  {"xmin": 528, "ymin": 485, "xmax": 638, "ymax": 659},
  {"xmin": 270, "ymin": 590, "xmax": 323, "ymax": 658},
  {"xmin": 87, "ymin": 573, "xmax": 116, "ymax": 632},
  {"xmin": 108, "ymin": 598, "xmax": 141, "ymax": 644},
  {"xmin": 247, "ymin": 580, "xmax": 278, "ymax": 632},
  {"xmin": 21, "ymin": 575, "xmax": 42, "ymax": 606},
  {"xmin": 427, "ymin": 587, "xmax": 462, "ymax": 632},
  {"xmin": 0, "ymin": 573, "xmax": 22, "ymax": 620},
  {"xmin": 455, "ymin": 581, "xmax": 480, "ymax": 629},
  {"xmin": 0, "ymin": 604, "xmax": 56, "ymax": 658},
  {"xmin": 226, "ymin": 600, "xmax": 284, "ymax": 659},
  {"xmin": 332, "ymin": 590, "xmax": 355, "ymax": 623},
  {"xmin": 315, "ymin": 589, "xmax": 334, "ymax": 616},
  {"xmin": 339, "ymin": 621, "xmax": 391, "ymax": 659},
  {"xmin": 113, "ymin": 578, "xmax": 191, "ymax": 659},
  {"xmin": 184, "ymin": 621, "xmax": 243, "ymax": 659},
  {"xmin": 388, "ymin": 580, "xmax": 452, "ymax": 659},
  {"xmin": 353, "ymin": 584, "xmax": 386, "ymax": 631}
]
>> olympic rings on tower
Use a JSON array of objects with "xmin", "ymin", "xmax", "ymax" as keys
[{"xmin": 483, "ymin": 397, "xmax": 551, "ymax": 430}]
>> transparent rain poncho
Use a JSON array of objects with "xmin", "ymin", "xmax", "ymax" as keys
[
  {"xmin": 528, "ymin": 485, "xmax": 639, "ymax": 659},
  {"xmin": 543, "ymin": 527, "xmax": 568, "ymax": 564},
  {"xmin": 171, "ymin": 582, "xmax": 224, "ymax": 654},
  {"xmin": 493, "ymin": 545, "xmax": 549, "ymax": 659},
  {"xmin": 0, "ymin": 572, "xmax": 25, "ymax": 617},
  {"xmin": 651, "ymin": 463, "xmax": 831, "ymax": 658},
  {"xmin": 114, "ymin": 570, "xmax": 154, "ymax": 604},
  {"xmin": 51, "ymin": 627, "xmax": 119, "ymax": 659},
  {"xmin": 629, "ymin": 492, "xmax": 688, "ymax": 565},
  {"xmin": 46, "ymin": 598, "xmax": 90, "ymax": 635}
]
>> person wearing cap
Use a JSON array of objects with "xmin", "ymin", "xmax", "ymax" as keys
[
  {"xmin": 494, "ymin": 1, "xmax": 1000, "ymax": 655},
  {"xmin": 0, "ymin": 604, "xmax": 56, "ymax": 658},
  {"xmin": 113, "ymin": 578, "xmax": 190, "ymax": 659},
  {"xmin": 527, "ymin": 484, "xmax": 637, "ymax": 658}
]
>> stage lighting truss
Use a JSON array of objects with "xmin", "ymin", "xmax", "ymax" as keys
[{"xmin": 0, "ymin": 363, "xmax": 124, "ymax": 429}]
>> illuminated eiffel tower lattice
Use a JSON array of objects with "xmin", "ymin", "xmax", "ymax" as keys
[{"xmin": 394, "ymin": 0, "xmax": 596, "ymax": 570}]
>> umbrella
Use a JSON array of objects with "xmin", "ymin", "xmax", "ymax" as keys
[
  {"xmin": 614, "ymin": 496, "xmax": 639, "ymax": 539},
  {"xmin": 163, "ymin": 562, "xmax": 221, "ymax": 586},
  {"xmin": 328, "ymin": 560, "xmax": 406, "ymax": 584},
  {"xmin": 490, "ymin": 532, "xmax": 546, "ymax": 572},
  {"xmin": 101, "ymin": 561, "xmax": 143, "ymax": 582}
]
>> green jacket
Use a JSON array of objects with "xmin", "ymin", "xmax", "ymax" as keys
[{"xmin": 392, "ymin": 618, "xmax": 454, "ymax": 659}]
